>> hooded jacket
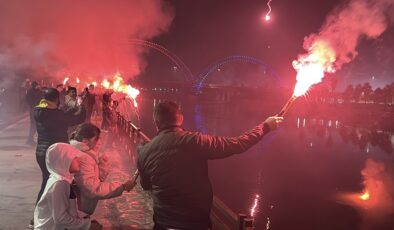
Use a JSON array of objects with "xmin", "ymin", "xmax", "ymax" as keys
[
  {"xmin": 34, "ymin": 99, "xmax": 86, "ymax": 157},
  {"xmin": 137, "ymin": 123, "xmax": 270, "ymax": 229},
  {"xmin": 34, "ymin": 143, "xmax": 91, "ymax": 230},
  {"xmin": 71, "ymin": 140, "xmax": 125, "ymax": 215}
]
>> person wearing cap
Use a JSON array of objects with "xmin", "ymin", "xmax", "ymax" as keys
[
  {"xmin": 137, "ymin": 100, "xmax": 283, "ymax": 230},
  {"xmin": 30, "ymin": 88, "xmax": 85, "ymax": 228}
]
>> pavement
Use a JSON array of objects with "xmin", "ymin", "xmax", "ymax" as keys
[{"xmin": 0, "ymin": 116, "xmax": 153, "ymax": 230}]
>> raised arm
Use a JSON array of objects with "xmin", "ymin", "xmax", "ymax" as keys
[
  {"xmin": 194, "ymin": 116, "xmax": 283, "ymax": 159},
  {"xmin": 63, "ymin": 107, "xmax": 86, "ymax": 127}
]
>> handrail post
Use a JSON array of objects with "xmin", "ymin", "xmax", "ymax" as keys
[{"xmin": 239, "ymin": 214, "xmax": 253, "ymax": 230}]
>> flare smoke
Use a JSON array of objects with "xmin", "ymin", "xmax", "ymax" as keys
[
  {"xmin": 301, "ymin": 0, "xmax": 394, "ymax": 71},
  {"xmin": 0, "ymin": 0, "xmax": 174, "ymax": 87}
]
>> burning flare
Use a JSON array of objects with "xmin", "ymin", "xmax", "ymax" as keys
[
  {"xmin": 292, "ymin": 40, "xmax": 336, "ymax": 97},
  {"xmin": 100, "ymin": 73, "xmax": 140, "ymax": 107},
  {"xmin": 359, "ymin": 190, "xmax": 370, "ymax": 201},
  {"xmin": 63, "ymin": 77, "xmax": 69, "ymax": 85},
  {"xmin": 278, "ymin": 40, "xmax": 336, "ymax": 116}
]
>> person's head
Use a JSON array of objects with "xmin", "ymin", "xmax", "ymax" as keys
[
  {"xmin": 88, "ymin": 84, "xmax": 94, "ymax": 91},
  {"xmin": 103, "ymin": 91, "xmax": 113, "ymax": 105},
  {"xmin": 56, "ymin": 84, "xmax": 64, "ymax": 92},
  {"xmin": 71, "ymin": 123, "xmax": 101, "ymax": 150},
  {"xmin": 67, "ymin": 86, "xmax": 77, "ymax": 98},
  {"xmin": 31, "ymin": 81, "xmax": 39, "ymax": 89},
  {"xmin": 153, "ymin": 100, "xmax": 183, "ymax": 130},
  {"xmin": 43, "ymin": 88, "xmax": 60, "ymax": 106}
]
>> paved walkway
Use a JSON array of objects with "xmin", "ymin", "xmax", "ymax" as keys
[{"xmin": 0, "ymin": 116, "xmax": 153, "ymax": 230}]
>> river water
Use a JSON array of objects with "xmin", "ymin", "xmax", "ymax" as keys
[{"xmin": 133, "ymin": 93, "xmax": 394, "ymax": 230}]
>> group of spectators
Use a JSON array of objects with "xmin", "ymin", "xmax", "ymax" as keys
[
  {"xmin": 24, "ymin": 80, "xmax": 283, "ymax": 230},
  {"xmin": 22, "ymin": 81, "xmax": 127, "ymax": 229}
]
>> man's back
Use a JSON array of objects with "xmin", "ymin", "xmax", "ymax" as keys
[
  {"xmin": 138, "ymin": 123, "xmax": 268, "ymax": 229},
  {"xmin": 34, "ymin": 107, "xmax": 86, "ymax": 155},
  {"xmin": 138, "ymin": 127, "xmax": 213, "ymax": 229}
]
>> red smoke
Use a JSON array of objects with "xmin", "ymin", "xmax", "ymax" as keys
[
  {"xmin": 0, "ymin": 0, "xmax": 174, "ymax": 84},
  {"xmin": 300, "ymin": 0, "xmax": 394, "ymax": 71}
]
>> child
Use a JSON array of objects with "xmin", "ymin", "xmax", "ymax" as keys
[{"xmin": 34, "ymin": 143, "xmax": 93, "ymax": 230}]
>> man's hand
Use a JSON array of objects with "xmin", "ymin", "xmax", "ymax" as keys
[{"xmin": 264, "ymin": 116, "xmax": 284, "ymax": 131}]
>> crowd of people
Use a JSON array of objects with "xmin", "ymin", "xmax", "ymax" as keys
[{"xmin": 19, "ymin": 80, "xmax": 283, "ymax": 230}]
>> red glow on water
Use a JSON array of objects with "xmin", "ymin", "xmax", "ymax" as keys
[{"xmin": 250, "ymin": 194, "xmax": 260, "ymax": 217}]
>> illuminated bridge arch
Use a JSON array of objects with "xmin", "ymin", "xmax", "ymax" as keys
[
  {"xmin": 194, "ymin": 55, "xmax": 281, "ymax": 93},
  {"xmin": 130, "ymin": 39, "xmax": 194, "ymax": 82}
]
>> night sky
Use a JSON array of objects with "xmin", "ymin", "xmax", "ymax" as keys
[{"xmin": 142, "ymin": 0, "xmax": 394, "ymax": 90}]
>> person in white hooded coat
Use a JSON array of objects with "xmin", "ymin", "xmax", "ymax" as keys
[
  {"xmin": 70, "ymin": 123, "xmax": 136, "ymax": 215},
  {"xmin": 34, "ymin": 143, "xmax": 91, "ymax": 230}
]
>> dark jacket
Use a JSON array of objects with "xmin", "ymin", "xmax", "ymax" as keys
[
  {"xmin": 34, "ymin": 107, "xmax": 86, "ymax": 157},
  {"xmin": 137, "ymin": 123, "xmax": 270, "ymax": 229}
]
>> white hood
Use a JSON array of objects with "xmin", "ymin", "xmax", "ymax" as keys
[{"xmin": 46, "ymin": 143, "xmax": 78, "ymax": 184}]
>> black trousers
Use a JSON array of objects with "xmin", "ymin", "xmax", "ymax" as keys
[{"xmin": 35, "ymin": 153, "xmax": 50, "ymax": 205}]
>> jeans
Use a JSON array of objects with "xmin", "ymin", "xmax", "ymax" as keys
[{"xmin": 35, "ymin": 153, "xmax": 49, "ymax": 205}]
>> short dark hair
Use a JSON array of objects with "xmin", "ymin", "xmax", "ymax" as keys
[
  {"xmin": 71, "ymin": 123, "xmax": 101, "ymax": 141},
  {"xmin": 67, "ymin": 86, "xmax": 77, "ymax": 93},
  {"xmin": 154, "ymin": 100, "xmax": 182, "ymax": 125},
  {"xmin": 43, "ymin": 88, "xmax": 59, "ymax": 102}
]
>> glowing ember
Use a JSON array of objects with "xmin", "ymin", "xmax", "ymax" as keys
[
  {"xmin": 292, "ymin": 40, "xmax": 336, "ymax": 97},
  {"xmin": 76, "ymin": 77, "xmax": 80, "ymax": 84},
  {"xmin": 63, "ymin": 77, "xmax": 69, "ymax": 85},
  {"xmin": 265, "ymin": 0, "xmax": 273, "ymax": 22},
  {"xmin": 359, "ymin": 191, "xmax": 370, "ymax": 201}
]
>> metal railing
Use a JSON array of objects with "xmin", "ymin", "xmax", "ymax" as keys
[{"xmin": 116, "ymin": 112, "xmax": 254, "ymax": 230}]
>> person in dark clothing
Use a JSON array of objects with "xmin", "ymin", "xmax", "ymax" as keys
[
  {"xmin": 26, "ymin": 81, "xmax": 42, "ymax": 145},
  {"xmin": 137, "ymin": 101, "xmax": 283, "ymax": 230},
  {"xmin": 101, "ymin": 90, "xmax": 117, "ymax": 149},
  {"xmin": 31, "ymin": 88, "xmax": 86, "ymax": 228},
  {"xmin": 81, "ymin": 84, "xmax": 96, "ymax": 122}
]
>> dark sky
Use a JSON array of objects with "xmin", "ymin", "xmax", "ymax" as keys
[{"xmin": 142, "ymin": 0, "xmax": 394, "ymax": 89}]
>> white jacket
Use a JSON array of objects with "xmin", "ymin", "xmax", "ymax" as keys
[
  {"xmin": 71, "ymin": 140, "xmax": 124, "ymax": 215},
  {"xmin": 34, "ymin": 143, "xmax": 91, "ymax": 230}
]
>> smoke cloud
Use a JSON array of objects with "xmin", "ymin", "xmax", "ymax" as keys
[
  {"xmin": 302, "ymin": 0, "xmax": 394, "ymax": 70},
  {"xmin": 0, "ymin": 0, "xmax": 174, "ymax": 87}
]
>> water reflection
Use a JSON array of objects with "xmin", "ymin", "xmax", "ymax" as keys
[
  {"xmin": 137, "ymin": 95, "xmax": 394, "ymax": 230},
  {"xmin": 295, "ymin": 117, "xmax": 394, "ymax": 155}
]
